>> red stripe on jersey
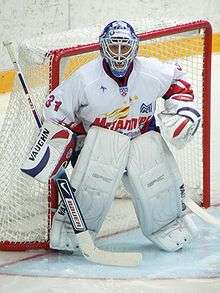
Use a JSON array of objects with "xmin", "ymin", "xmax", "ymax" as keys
[
  {"xmin": 173, "ymin": 118, "xmax": 190, "ymax": 138},
  {"xmin": 163, "ymin": 79, "xmax": 194, "ymax": 99},
  {"xmin": 71, "ymin": 122, "xmax": 86, "ymax": 134},
  {"xmin": 140, "ymin": 116, "xmax": 153, "ymax": 134},
  {"xmin": 60, "ymin": 121, "xmax": 86, "ymax": 135},
  {"xmin": 51, "ymin": 130, "xmax": 69, "ymax": 140},
  {"xmin": 171, "ymin": 95, "xmax": 194, "ymax": 102}
]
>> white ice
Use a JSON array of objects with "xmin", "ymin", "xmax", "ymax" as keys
[{"xmin": 0, "ymin": 55, "xmax": 219, "ymax": 293}]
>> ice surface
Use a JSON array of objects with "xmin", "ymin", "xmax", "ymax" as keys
[
  {"xmin": 0, "ymin": 208, "xmax": 220, "ymax": 280},
  {"xmin": 0, "ymin": 53, "xmax": 219, "ymax": 293}
]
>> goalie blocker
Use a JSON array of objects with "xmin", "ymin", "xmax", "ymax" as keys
[{"xmin": 21, "ymin": 121, "xmax": 76, "ymax": 183}]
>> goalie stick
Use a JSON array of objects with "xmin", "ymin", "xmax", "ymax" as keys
[
  {"xmin": 3, "ymin": 40, "xmax": 142, "ymax": 267},
  {"xmin": 2, "ymin": 41, "xmax": 41, "ymax": 129},
  {"xmin": 185, "ymin": 198, "xmax": 220, "ymax": 229}
]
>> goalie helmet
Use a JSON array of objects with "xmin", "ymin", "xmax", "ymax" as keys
[{"xmin": 99, "ymin": 20, "xmax": 139, "ymax": 77}]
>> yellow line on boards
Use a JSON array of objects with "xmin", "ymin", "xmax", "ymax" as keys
[
  {"xmin": 213, "ymin": 32, "xmax": 220, "ymax": 52},
  {"xmin": 0, "ymin": 32, "xmax": 220, "ymax": 94},
  {"xmin": 0, "ymin": 70, "xmax": 16, "ymax": 94}
]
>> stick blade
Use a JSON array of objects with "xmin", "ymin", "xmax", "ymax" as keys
[
  {"xmin": 77, "ymin": 231, "xmax": 142, "ymax": 267},
  {"xmin": 85, "ymin": 247, "xmax": 142, "ymax": 267},
  {"xmin": 186, "ymin": 199, "xmax": 220, "ymax": 228}
]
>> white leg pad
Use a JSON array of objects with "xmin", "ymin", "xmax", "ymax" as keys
[
  {"xmin": 126, "ymin": 131, "xmax": 186, "ymax": 236},
  {"xmin": 50, "ymin": 201, "xmax": 79, "ymax": 252},
  {"xmin": 50, "ymin": 126, "xmax": 130, "ymax": 251},
  {"xmin": 70, "ymin": 126, "xmax": 130, "ymax": 233},
  {"xmin": 148, "ymin": 215, "xmax": 196, "ymax": 251},
  {"xmin": 50, "ymin": 201, "xmax": 96, "ymax": 252}
]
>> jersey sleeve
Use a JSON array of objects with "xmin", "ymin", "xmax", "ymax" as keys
[
  {"xmin": 145, "ymin": 58, "xmax": 186, "ymax": 98},
  {"xmin": 162, "ymin": 63, "xmax": 194, "ymax": 100},
  {"xmin": 43, "ymin": 72, "xmax": 85, "ymax": 129}
]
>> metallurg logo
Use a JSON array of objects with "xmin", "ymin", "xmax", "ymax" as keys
[{"xmin": 92, "ymin": 96, "xmax": 151, "ymax": 131}]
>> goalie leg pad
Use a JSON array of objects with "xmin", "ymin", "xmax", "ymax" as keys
[
  {"xmin": 147, "ymin": 215, "xmax": 197, "ymax": 251},
  {"xmin": 50, "ymin": 126, "xmax": 130, "ymax": 251},
  {"xmin": 70, "ymin": 126, "xmax": 130, "ymax": 233},
  {"xmin": 50, "ymin": 201, "xmax": 79, "ymax": 252},
  {"xmin": 50, "ymin": 201, "xmax": 96, "ymax": 252},
  {"xmin": 126, "ymin": 131, "xmax": 186, "ymax": 237}
]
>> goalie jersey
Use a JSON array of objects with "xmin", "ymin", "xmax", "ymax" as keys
[{"xmin": 43, "ymin": 56, "xmax": 185, "ymax": 139}]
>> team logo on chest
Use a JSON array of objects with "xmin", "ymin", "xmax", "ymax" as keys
[
  {"xmin": 140, "ymin": 103, "xmax": 152, "ymax": 114},
  {"xmin": 119, "ymin": 86, "xmax": 128, "ymax": 96}
]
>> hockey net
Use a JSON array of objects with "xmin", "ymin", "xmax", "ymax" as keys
[{"xmin": 0, "ymin": 20, "xmax": 212, "ymax": 250}]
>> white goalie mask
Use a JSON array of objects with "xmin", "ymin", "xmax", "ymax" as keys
[{"xmin": 99, "ymin": 21, "xmax": 139, "ymax": 77}]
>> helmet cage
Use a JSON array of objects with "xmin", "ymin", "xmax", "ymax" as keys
[{"xmin": 100, "ymin": 21, "xmax": 139, "ymax": 77}]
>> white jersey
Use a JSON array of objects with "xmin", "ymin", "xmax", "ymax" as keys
[{"xmin": 43, "ymin": 56, "xmax": 185, "ymax": 139}]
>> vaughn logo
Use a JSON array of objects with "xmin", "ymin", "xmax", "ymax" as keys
[{"xmin": 29, "ymin": 128, "xmax": 50, "ymax": 161}]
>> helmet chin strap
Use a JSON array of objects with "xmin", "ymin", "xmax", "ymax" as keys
[
  {"xmin": 111, "ymin": 68, "xmax": 127, "ymax": 78},
  {"xmin": 103, "ymin": 57, "xmax": 127, "ymax": 77},
  {"xmin": 108, "ymin": 59, "xmax": 130, "ymax": 77},
  {"xmin": 103, "ymin": 59, "xmax": 133, "ymax": 83}
]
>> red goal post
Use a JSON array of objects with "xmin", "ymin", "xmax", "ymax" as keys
[{"xmin": 0, "ymin": 20, "xmax": 212, "ymax": 251}]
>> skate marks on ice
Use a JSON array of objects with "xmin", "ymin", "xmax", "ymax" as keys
[{"xmin": 0, "ymin": 207, "xmax": 220, "ymax": 279}]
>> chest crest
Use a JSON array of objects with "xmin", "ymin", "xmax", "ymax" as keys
[{"xmin": 119, "ymin": 86, "xmax": 128, "ymax": 96}]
